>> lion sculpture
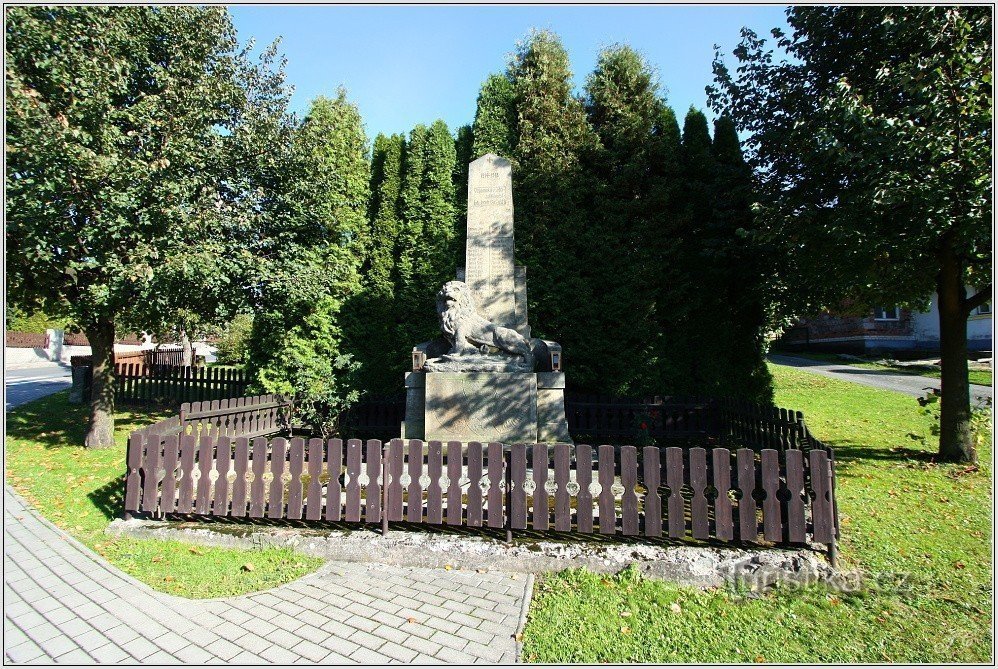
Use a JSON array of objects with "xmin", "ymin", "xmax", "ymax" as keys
[{"xmin": 424, "ymin": 280, "xmax": 534, "ymax": 372}]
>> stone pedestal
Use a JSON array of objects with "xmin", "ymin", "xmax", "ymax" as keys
[
  {"xmin": 404, "ymin": 371, "xmax": 571, "ymax": 444},
  {"xmin": 536, "ymin": 372, "xmax": 571, "ymax": 443}
]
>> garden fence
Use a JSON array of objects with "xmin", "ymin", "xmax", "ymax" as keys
[{"xmin": 124, "ymin": 409, "xmax": 840, "ymax": 564}]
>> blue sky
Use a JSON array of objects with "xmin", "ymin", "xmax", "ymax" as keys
[{"xmin": 229, "ymin": 5, "xmax": 790, "ymax": 141}]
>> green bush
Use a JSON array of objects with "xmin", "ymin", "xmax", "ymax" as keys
[{"xmin": 214, "ymin": 313, "xmax": 253, "ymax": 366}]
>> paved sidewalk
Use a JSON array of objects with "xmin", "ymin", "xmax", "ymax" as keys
[
  {"xmin": 769, "ymin": 354, "xmax": 993, "ymax": 402},
  {"xmin": 4, "ymin": 486, "xmax": 527, "ymax": 664}
]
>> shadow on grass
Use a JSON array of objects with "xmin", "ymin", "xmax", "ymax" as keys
[
  {"xmin": 6, "ymin": 390, "xmax": 172, "ymax": 450},
  {"xmin": 88, "ymin": 476, "xmax": 125, "ymax": 522}
]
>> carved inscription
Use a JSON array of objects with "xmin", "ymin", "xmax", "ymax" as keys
[
  {"xmin": 466, "ymin": 154, "xmax": 516, "ymax": 328},
  {"xmin": 424, "ymin": 373, "xmax": 537, "ymax": 443}
]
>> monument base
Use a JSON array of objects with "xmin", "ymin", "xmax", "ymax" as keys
[{"xmin": 403, "ymin": 371, "xmax": 572, "ymax": 444}]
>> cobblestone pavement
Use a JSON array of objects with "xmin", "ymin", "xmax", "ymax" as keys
[{"xmin": 4, "ymin": 486, "xmax": 528, "ymax": 664}]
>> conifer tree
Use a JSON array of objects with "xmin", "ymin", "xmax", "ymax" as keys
[
  {"xmin": 471, "ymin": 73, "xmax": 517, "ymax": 158},
  {"xmin": 584, "ymin": 45, "xmax": 674, "ymax": 395},
  {"xmin": 453, "ymin": 124, "xmax": 474, "ymax": 251},
  {"xmin": 346, "ymin": 132, "xmax": 405, "ymax": 393},
  {"xmin": 507, "ymin": 30, "xmax": 602, "ymax": 389}
]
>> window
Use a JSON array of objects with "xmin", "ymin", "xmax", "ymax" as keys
[
  {"xmin": 874, "ymin": 306, "xmax": 900, "ymax": 321},
  {"xmin": 976, "ymin": 301, "xmax": 991, "ymax": 316}
]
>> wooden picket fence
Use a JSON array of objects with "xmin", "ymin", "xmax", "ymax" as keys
[
  {"xmin": 112, "ymin": 364, "xmax": 248, "ymax": 404},
  {"xmin": 125, "ymin": 430, "xmax": 839, "ymax": 563}
]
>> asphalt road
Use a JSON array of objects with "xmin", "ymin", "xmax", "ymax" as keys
[
  {"xmin": 5, "ymin": 364, "xmax": 72, "ymax": 412},
  {"xmin": 769, "ymin": 353, "xmax": 993, "ymax": 403}
]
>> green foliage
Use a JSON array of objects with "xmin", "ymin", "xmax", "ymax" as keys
[
  {"xmin": 245, "ymin": 92, "xmax": 369, "ymax": 432},
  {"xmin": 709, "ymin": 6, "xmax": 992, "ymax": 458},
  {"xmin": 471, "ymin": 73, "xmax": 516, "ymax": 158},
  {"xmin": 346, "ymin": 132, "xmax": 407, "ymax": 394},
  {"xmin": 5, "ymin": 305, "xmax": 73, "ymax": 333},
  {"xmin": 253, "ymin": 296, "xmax": 360, "ymax": 439},
  {"xmin": 214, "ymin": 313, "xmax": 253, "ymax": 366}
]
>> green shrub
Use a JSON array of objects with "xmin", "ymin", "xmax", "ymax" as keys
[{"xmin": 214, "ymin": 313, "xmax": 253, "ymax": 366}]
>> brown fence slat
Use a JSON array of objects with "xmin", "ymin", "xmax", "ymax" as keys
[
  {"xmin": 268, "ymin": 438, "xmax": 288, "ymax": 519},
  {"xmin": 124, "ymin": 433, "xmax": 143, "ymax": 512},
  {"xmin": 230, "ymin": 437, "xmax": 249, "ymax": 517},
  {"xmin": 287, "ymin": 437, "xmax": 305, "ymax": 520},
  {"xmin": 597, "ymin": 445, "xmax": 615, "ymax": 535},
  {"xmin": 141, "ymin": 434, "xmax": 161, "ymax": 513},
  {"xmin": 642, "ymin": 446, "xmax": 661, "ymax": 537},
  {"xmin": 665, "ymin": 447, "xmax": 685, "ymax": 539},
  {"xmin": 510, "ymin": 444, "xmax": 528, "ymax": 530},
  {"xmin": 554, "ymin": 443, "xmax": 572, "ymax": 532},
  {"xmin": 195, "ymin": 434, "xmax": 214, "ymax": 515},
  {"xmin": 249, "ymin": 437, "xmax": 267, "ymax": 518},
  {"xmin": 711, "ymin": 448, "xmax": 734, "ymax": 541},
  {"xmin": 305, "ymin": 438, "xmax": 324, "ymax": 520},
  {"xmin": 160, "ymin": 435, "xmax": 180, "ymax": 514},
  {"xmin": 809, "ymin": 449, "xmax": 835, "ymax": 544},
  {"xmin": 487, "ymin": 442, "xmax": 504, "ymax": 529},
  {"xmin": 365, "ymin": 440, "xmax": 382, "ymax": 523},
  {"xmin": 737, "ymin": 448, "xmax": 758, "ymax": 542},
  {"xmin": 467, "ymin": 442, "xmax": 484, "ymax": 527},
  {"xmin": 386, "ymin": 439, "xmax": 404, "ymax": 522},
  {"xmin": 761, "ymin": 449, "xmax": 782, "ymax": 541},
  {"xmin": 785, "ymin": 449, "xmax": 807, "ymax": 543},
  {"xmin": 620, "ymin": 445, "xmax": 638, "ymax": 536},
  {"xmin": 446, "ymin": 441, "xmax": 462, "ymax": 525},
  {"xmin": 345, "ymin": 438, "xmax": 363, "ymax": 522},
  {"xmin": 575, "ymin": 445, "xmax": 594, "ymax": 534},
  {"xmin": 532, "ymin": 443, "xmax": 549, "ymax": 531},
  {"xmin": 407, "ymin": 439, "xmax": 425, "ymax": 523},
  {"xmin": 426, "ymin": 441, "xmax": 443, "ymax": 525},
  {"xmin": 326, "ymin": 438, "xmax": 344, "ymax": 521},
  {"xmin": 689, "ymin": 447, "xmax": 709, "ymax": 540},
  {"xmin": 178, "ymin": 434, "xmax": 197, "ymax": 514},
  {"xmin": 212, "ymin": 436, "xmax": 232, "ymax": 516}
]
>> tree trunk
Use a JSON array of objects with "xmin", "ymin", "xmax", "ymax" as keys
[
  {"xmin": 936, "ymin": 248, "xmax": 975, "ymax": 463},
  {"xmin": 180, "ymin": 328, "xmax": 194, "ymax": 367},
  {"xmin": 84, "ymin": 320, "xmax": 116, "ymax": 449}
]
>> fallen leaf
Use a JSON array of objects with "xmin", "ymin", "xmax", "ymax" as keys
[
  {"xmin": 514, "ymin": 632, "xmax": 523, "ymax": 642},
  {"xmin": 164, "ymin": 575, "xmax": 175, "ymax": 582},
  {"xmin": 444, "ymin": 565, "xmax": 453, "ymax": 571},
  {"xmin": 151, "ymin": 555, "xmax": 164, "ymax": 563},
  {"xmin": 955, "ymin": 561, "xmax": 966, "ymax": 569},
  {"xmin": 620, "ymin": 626, "xmax": 631, "ymax": 635},
  {"xmin": 189, "ymin": 547, "xmax": 204, "ymax": 555},
  {"xmin": 619, "ymin": 611, "xmax": 632, "ymax": 618},
  {"xmin": 670, "ymin": 602, "xmax": 682, "ymax": 614},
  {"xmin": 241, "ymin": 563, "xmax": 255, "ymax": 572},
  {"xmin": 406, "ymin": 617, "xmax": 418, "ymax": 624},
  {"xmin": 755, "ymin": 655, "xmax": 766, "ymax": 663},
  {"xmin": 476, "ymin": 569, "xmax": 487, "ymax": 573}
]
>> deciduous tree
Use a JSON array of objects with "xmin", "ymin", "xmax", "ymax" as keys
[{"xmin": 709, "ymin": 6, "xmax": 992, "ymax": 461}]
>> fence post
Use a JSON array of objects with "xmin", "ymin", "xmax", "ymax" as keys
[
  {"xmin": 505, "ymin": 446, "xmax": 513, "ymax": 544},
  {"xmin": 381, "ymin": 444, "xmax": 389, "ymax": 536}
]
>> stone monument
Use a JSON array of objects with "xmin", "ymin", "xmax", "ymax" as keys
[{"xmin": 404, "ymin": 154, "xmax": 571, "ymax": 444}]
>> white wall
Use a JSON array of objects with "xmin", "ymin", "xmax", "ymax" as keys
[{"xmin": 911, "ymin": 289, "xmax": 992, "ymax": 349}]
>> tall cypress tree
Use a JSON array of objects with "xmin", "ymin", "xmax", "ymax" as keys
[
  {"xmin": 472, "ymin": 73, "xmax": 517, "ymax": 159},
  {"xmin": 584, "ymin": 45, "xmax": 674, "ymax": 395},
  {"xmin": 711, "ymin": 116, "xmax": 773, "ymax": 401},
  {"xmin": 396, "ymin": 121, "xmax": 459, "ymax": 354},
  {"xmin": 346, "ymin": 132, "xmax": 405, "ymax": 393},
  {"xmin": 507, "ymin": 30, "xmax": 602, "ymax": 390},
  {"xmin": 453, "ymin": 124, "xmax": 474, "ymax": 252}
]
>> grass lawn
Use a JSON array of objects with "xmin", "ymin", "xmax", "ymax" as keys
[
  {"xmin": 780, "ymin": 350, "xmax": 993, "ymax": 387},
  {"xmin": 522, "ymin": 363, "xmax": 993, "ymax": 663},
  {"xmin": 5, "ymin": 391, "xmax": 323, "ymax": 598}
]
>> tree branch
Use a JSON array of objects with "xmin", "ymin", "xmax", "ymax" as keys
[{"xmin": 964, "ymin": 284, "xmax": 992, "ymax": 312}]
